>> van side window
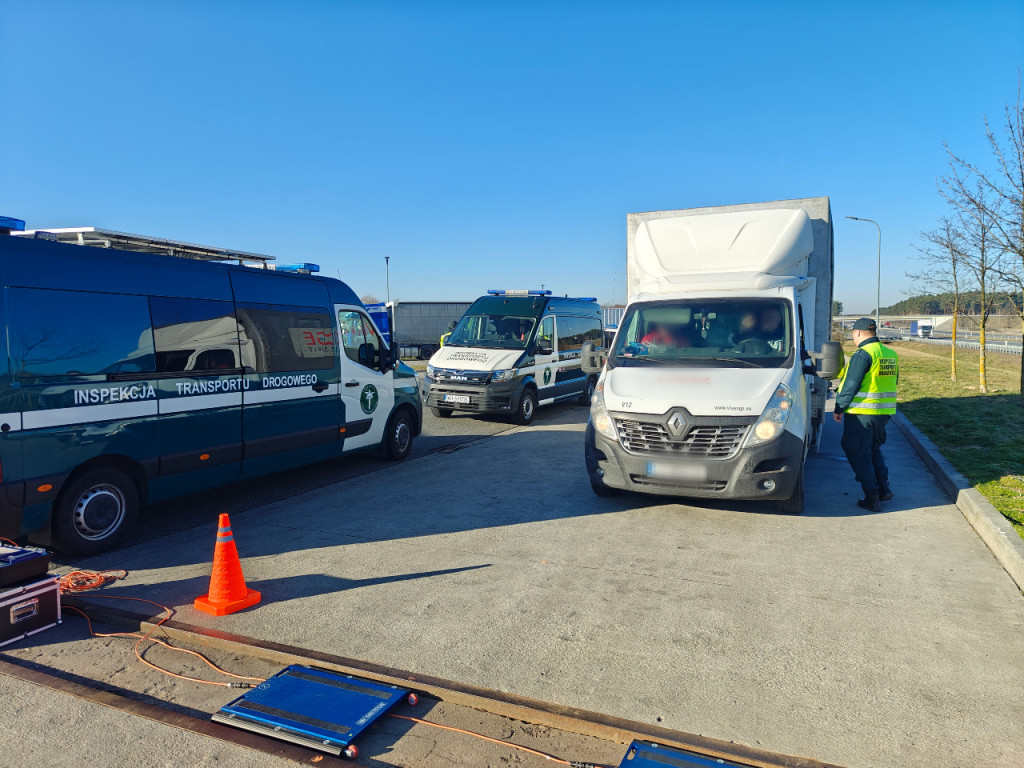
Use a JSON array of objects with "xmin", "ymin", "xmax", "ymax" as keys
[
  {"xmin": 8, "ymin": 287, "xmax": 155, "ymax": 378},
  {"xmin": 236, "ymin": 304, "xmax": 335, "ymax": 373},
  {"xmin": 538, "ymin": 317, "xmax": 554, "ymax": 346},
  {"xmin": 149, "ymin": 297, "xmax": 241, "ymax": 373},
  {"xmin": 338, "ymin": 311, "xmax": 380, "ymax": 369}
]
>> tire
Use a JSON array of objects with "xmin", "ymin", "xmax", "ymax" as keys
[
  {"xmin": 775, "ymin": 464, "xmax": 805, "ymax": 514},
  {"xmin": 385, "ymin": 409, "xmax": 414, "ymax": 460},
  {"xmin": 577, "ymin": 375, "xmax": 596, "ymax": 406},
  {"xmin": 418, "ymin": 345, "xmax": 436, "ymax": 360},
  {"xmin": 590, "ymin": 479, "xmax": 621, "ymax": 497},
  {"xmin": 431, "ymin": 406, "xmax": 454, "ymax": 418},
  {"xmin": 52, "ymin": 468, "xmax": 139, "ymax": 555},
  {"xmin": 515, "ymin": 388, "xmax": 537, "ymax": 426}
]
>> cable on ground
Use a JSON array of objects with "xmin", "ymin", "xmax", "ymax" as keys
[
  {"xmin": 387, "ymin": 714, "xmax": 604, "ymax": 767},
  {"xmin": 63, "ymin": 586, "xmax": 265, "ymax": 688}
]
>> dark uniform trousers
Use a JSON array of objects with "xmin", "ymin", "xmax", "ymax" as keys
[{"xmin": 840, "ymin": 412, "xmax": 889, "ymax": 495}]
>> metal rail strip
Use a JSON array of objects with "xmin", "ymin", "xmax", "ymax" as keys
[
  {"xmin": 0, "ymin": 655, "xmax": 347, "ymax": 765},
  {"xmin": 63, "ymin": 597, "xmax": 846, "ymax": 768}
]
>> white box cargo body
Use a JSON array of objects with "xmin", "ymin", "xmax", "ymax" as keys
[{"xmin": 584, "ymin": 197, "xmax": 839, "ymax": 512}]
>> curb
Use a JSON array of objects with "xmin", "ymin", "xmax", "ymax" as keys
[{"xmin": 891, "ymin": 411, "xmax": 1024, "ymax": 594}]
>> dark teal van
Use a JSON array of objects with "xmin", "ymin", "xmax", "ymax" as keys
[{"xmin": 0, "ymin": 222, "xmax": 421, "ymax": 554}]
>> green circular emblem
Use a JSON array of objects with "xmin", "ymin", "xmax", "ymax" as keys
[
  {"xmin": 543, "ymin": 367, "xmax": 552, "ymax": 385},
  {"xmin": 359, "ymin": 384, "xmax": 379, "ymax": 414}
]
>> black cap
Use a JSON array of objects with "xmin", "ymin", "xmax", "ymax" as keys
[{"xmin": 852, "ymin": 318, "xmax": 876, "ymax": 331}]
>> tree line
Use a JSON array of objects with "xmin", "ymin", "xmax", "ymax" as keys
[
  {"xmin": 879, "ymin": 290, "xmax": 1023, "ymax": 316},
  {"xmin": 909, "ymin": 77, "xmax": 1024, "ymax": 401}
]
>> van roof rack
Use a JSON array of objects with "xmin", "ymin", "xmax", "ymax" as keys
[{"xmin": 13, "ymin": 226, "xmax": 275, "ymax": 267}]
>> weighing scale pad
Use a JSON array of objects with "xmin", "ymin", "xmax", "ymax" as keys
[
  {"xmin": 620, "ymin": 739, "xmax": 754, "ymax": 768},
  {"xmin": 213, "ymin": 665, "xmax": 408, "ymax": 755}
]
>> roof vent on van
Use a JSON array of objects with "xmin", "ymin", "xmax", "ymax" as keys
[{"xmin": 274, "ymin": 263, "xmax": 320, "ymax": 274}]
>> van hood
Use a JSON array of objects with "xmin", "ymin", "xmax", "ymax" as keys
[
  {"xmin": 429, "ymin": 346, "xmax": 523, "ymax": 372},
  {"xmin": 603, "ymin": 366, "xmax": 787, "ymax": 417}
]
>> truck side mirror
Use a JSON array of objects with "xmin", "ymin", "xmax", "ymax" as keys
[
  {"xmin": 812, "ymin": 341, "xmax": 843, "ymax": 379},
  {"xmin": 581, "ymin": 341, "xmax": 606, "ymax": 374},
  {"xmin": 536, "ymin": 338, "xmax": 553, "ymax": 356}
]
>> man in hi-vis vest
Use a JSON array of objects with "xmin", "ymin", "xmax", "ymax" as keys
[{"xmin": 833, "ymin": 317, "xmax": 899, "ymax": 513}]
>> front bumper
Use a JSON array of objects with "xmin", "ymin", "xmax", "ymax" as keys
[
  {"xmin": 585, "ymin": 422, "xmax": 804, "ymax": 500},
  {"xmin": 420, "ymin": 377, "xmax": 520, "ymax": 414}
]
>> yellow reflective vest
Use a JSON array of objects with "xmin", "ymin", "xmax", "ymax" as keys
[{"xmin": 839, "ymin": 341, "xmax": 898, "ymax": 415}]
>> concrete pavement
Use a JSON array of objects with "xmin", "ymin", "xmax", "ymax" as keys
[{"xmin": 52, "ymin": 406, "xmax": 1024, "ymax": 768}]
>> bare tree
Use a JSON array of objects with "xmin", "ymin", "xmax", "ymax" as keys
[
  {"xmin": 952, "ymin": 182, "xmax": 1003, "ymax": 392},
  {"xmin": 944, "ymin": 78, "xmax": 1024, "ymax": 404},
  {"xmin": 910, "ymin": 218, "xmax": 967, "ymax": 381},
  {"xmin": 360, "ymin": 294, "xmax": 381, "ymax": 305}
]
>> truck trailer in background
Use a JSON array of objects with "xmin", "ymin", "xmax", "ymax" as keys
[
  {"xmin": 582, "ymin": 197, "xmax": 842, "ymax": 513},
  {"xmin": 910, "ymin": 319, "xmax": 933, "ymax": 338},
  {"xmin": 366, "ymin": 301, "xmax": 473, "ymax": 360}
]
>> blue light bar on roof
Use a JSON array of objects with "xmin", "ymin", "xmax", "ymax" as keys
[
  {"xmin": 486, "ymin": 289, "xmax": 552, "ymax": 296},
  {"xmin": 0, "ymin": 216, "xmax": 26, "ymax": 232},
  {"xmin": 276, "ymin": 263, "xmax": 320, "ymax": 274}
]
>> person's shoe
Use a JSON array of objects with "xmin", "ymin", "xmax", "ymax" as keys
[
  {"xmin": 878, "ymin": 483, "xmax": 894, "ymax": 502},
  {"xmin": 856, "ymin": 491, "xmax": 882, "ymax": 513}
]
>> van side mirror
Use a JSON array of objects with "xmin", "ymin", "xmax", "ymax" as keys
[
  {"xmin": 535, "ymin": 338, "xmax": 553, "ymax": 356},
  {"xmin": 358, "ymin": 343, "xmax": 376, "ymax": 368},
  {"xmin": 811, "ymin": 341, "xmax": 843, "ymax": 379},
  {"xmin": 581, "ymin": 341, "xmax": 606, "ymax": 374}
]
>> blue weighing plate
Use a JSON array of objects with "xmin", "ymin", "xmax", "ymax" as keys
[
  {"xmin": 620, "ymin": 740, "xmax": 755, "ymax": 768},
  {"xmin": 213, "ymin": 665, "xmax": 408, "ymax": 755}
]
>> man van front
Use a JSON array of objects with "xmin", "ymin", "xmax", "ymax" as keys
[{"xmin": 585, "ymin": 292, "xmax": 811, "ymax": 510}]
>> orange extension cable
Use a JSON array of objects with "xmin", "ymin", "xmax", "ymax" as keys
[{"xmin": 61, "ymin": 570, "xmax": 264, "ymax": 689}]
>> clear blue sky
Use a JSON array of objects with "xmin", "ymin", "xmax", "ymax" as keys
[{"xmin": 2, "ymin": 1, "xmax": 1022, "ymax": 313}]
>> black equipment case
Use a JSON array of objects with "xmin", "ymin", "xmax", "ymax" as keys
[
  {"xmin": 0, "ymin": 575, "xmax": 61, "ymax": 648},
  {"xmin": 0, "ymin": 544, "xmax": 51, "ymax": 587}
]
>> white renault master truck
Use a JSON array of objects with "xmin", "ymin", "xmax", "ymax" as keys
[{"xmin": 583, "ymin": 198, "xmax": 842, "ymax": 513}]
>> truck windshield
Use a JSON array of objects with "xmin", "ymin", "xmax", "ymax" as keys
[
  {"xmin": 611, "ymin": 298, "xmax": 794, "ymax": 369},
  {"xmin": 445, "ymin": 296, "xmax": 543, "ymax": 350}
]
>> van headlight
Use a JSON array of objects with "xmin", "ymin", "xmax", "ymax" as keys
[
  {"xmin": 491, "ymin": 368, "xmax": 517, "ymax": 383},
  {"xmin": 426, "ymin": 364, "xmax": 436, "ymax": 380},
  {"xmin": 590, "ymin": 377, "xmax": 618, "ymax": 440},
  {"xmin": 747, "ymin": 383, "xmax": 793, "ymax": 445}
]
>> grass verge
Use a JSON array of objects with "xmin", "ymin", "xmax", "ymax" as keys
[{"xmin": 843, "ymin": 340, "xmax": 1024, "ymax": 538}]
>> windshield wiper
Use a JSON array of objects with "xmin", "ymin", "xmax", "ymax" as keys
[{"xmin": 704, "ymin": 356, "xmax": 762, "ymax": 368}]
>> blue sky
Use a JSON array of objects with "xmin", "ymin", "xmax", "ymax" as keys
[{"xmin": 2, "ymin": 1, "xmax": 1022, "ymax": 313}]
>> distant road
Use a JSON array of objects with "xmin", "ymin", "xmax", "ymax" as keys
[{"xmin": 906, "ymin": 336, "xmax": 1022, "ymax": 355}]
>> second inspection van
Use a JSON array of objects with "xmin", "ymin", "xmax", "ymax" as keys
[{"xmin": 421, "ymin": 290, "xmax": 602, "ymax": 424}]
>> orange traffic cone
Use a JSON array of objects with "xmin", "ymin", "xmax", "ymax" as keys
[{"xmin": 194, "ymin": 513, "xmax": 261, "ymax": 616}]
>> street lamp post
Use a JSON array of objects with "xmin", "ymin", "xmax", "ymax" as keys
[
  {"xmin": 385, "ymin": 257, "xmax": 390, "ymax": 304},
  {"xmin": 845, "ymin": 216, "xmax": 881, "ymax": 329}
]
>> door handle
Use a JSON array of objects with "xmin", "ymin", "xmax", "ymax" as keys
[
  {"xmin": 344, "ymin": 380, "xmax": 360, "ymax": 387},
  {"xmin": 312, "ymin": 382, "xmax": 329, "ymax": 393}
]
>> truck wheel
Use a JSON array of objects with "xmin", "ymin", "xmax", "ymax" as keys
[
  {"xmin": 578, "ymin": 376, "xmax": 596, "ymax": 406},
  {"xmin": 431, "ymin": 407, "xmax": 454, "ymax": 418},
  {"xmin": 419, "ymin": 346, "xmax": 436, "ymax": 360},
  {"xmin": 515, "ymin": 388, "xmax": 537, "ymax": 426},
  {"xmin": 590, "ymin": 479, "xmax": 620, "ymax": 497},
  {"xmin": 52, "ymin": 468, "xmax": 139, "ymax": 555},
  {"xmin": 385, "ymin": 409, "xmax": 414, "ymax": 460},
  {"xmin": 775, "ymin": 465, "xmax": 805, "ymax": 514}
]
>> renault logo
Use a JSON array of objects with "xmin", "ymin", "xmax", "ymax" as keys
[{"xmin": 666, "ymin": 411, "xmax": 688, "ymax": 437}]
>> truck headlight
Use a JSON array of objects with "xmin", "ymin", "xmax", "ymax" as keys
[
  {"xmin": 426, "ymin": 364, "xmax": 436, "ymax": 380},
  {"xmin": 491, "ymin": 368, "xmax": 517, "ymax": 383},
  {"xmin": 590, "ymin": 377, "xmax": 618, "ymax": 440},
  {"xmin": 747, "ymin": 384, "xmax": 793, "ymax": 445}
]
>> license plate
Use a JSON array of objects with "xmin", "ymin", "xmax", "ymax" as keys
[
  {"xmin": 646, "ymin": 462, "xmax": 707, "ymax": 481},
  {"xmin": 443, "ymin": 394, "xmax": 470, "ymax": 404}
]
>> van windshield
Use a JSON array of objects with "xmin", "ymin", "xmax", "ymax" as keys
[
  {"xmin": 611, "ymin": 298, "xmax": 794, "ymax": 369},
  {"xmin": 445, "ymin": 296, "xmax": 544, "ymax": 350}
]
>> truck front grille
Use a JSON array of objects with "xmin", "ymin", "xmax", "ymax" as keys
[{"xmin": 615, "ymin": 419, "xmax": 748, "ymax": 458}]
